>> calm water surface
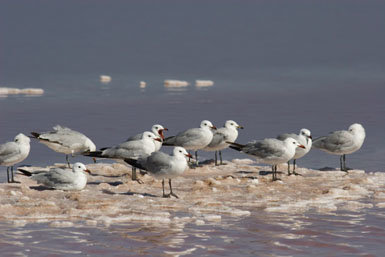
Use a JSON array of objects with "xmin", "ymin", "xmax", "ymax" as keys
[{"xmin": 1, "ymin": 1, "xmax": 385, "ymax": 255}]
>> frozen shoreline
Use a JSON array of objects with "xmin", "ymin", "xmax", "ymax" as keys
[{"xmin": 0, "ymin": 159, "xmax": 384, "ymax": 228}]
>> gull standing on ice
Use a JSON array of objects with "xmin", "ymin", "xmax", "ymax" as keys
[
  {"xmin": 31, "ymin": 125, "xmax": 96, "ymax": 168},
  {"xmin": 312, "ymin": 123, "xmax": 366, "ymax": 172},
  {"xmin": 18, "ymin": 162, "xmax": 90, "ymax": 190},
  {"xmin": 126, "ymin": 124, "xmax": 168, "ymax": 151},
  {"xmin": 84, "ymin": 131, "xmax": 161, "ymax": 182},
  {"xmin": 163, "ymin": 120, "xmax": 216, "ymax": 165},
  {"xmin": 204, "ymin": 120, "xmax": 244, "ymax": 166},
  {"xmin": 228, "ymin": 138, "xmax": 305, "ymax": 181},
  {"xmin": 125, "ymin": 147, "xmax": 192, "ymax": 198},
  {"xmin": 0, "ymin": 133, "xmax": 31, "ymax": 183},
  {"xmin": 277, "ymin": 128, "xmax": 312, "ymax": 175}
]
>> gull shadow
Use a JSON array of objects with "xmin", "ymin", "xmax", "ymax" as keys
[
  {"xmin": 89, "ymin": 173, "xmax": 127, "ymax": 178},
  {"xmin": 318, "ymin": 167, "xmax": 339, "ymax": 171},
  {"xmin": 30, "ymin": 185, "xmax": 55, "ymax": 191},
  {"xmin": 235, "ymin": 170, "xmax": 255, "ymax": 175},
  {"xmin": 102, "ymin": 189, "xmax": 157, "ymax": 198},
  {"xmin": 259, "ymin": 170, "xmax": 284, "ymax": 176},
  {"xmin": 88, "ymin": 181, "xmax": 123, "ymax": 186}
]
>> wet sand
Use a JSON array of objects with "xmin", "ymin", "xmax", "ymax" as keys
[{"xmin": 1, "ymin": 159, "xmax": 384, "ymax": 228}]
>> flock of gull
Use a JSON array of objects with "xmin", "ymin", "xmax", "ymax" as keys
[{"xmin": 0, "ymin": 121, "xmax": 366, "ymax": 198}]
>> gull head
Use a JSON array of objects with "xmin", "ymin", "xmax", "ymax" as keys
[
  {"xmin": 152, "ymin": 124, "xmax": 168, "ymax": 140},
  {"xmin": 14, "ymin": 133, "xmax": 30, "ymax": 144},
  {"xmin": 225, "ymin": 120, "xmax": 244, "ymax": 130},
  {"xmin": 200, "ymin": 120, "xmax": 217, "ymax": 130},
  {"xmin": 73, "ymin": 162, "xmax": 91, "ymax": 174},
  {"xmin": 300, "ymin": 128, "xmax": 312, "ymax": 144},
  {"xmin": 348, "ymin": 123, "xmax": 365, "ymax": 133},
  {"xmin": 174, "ymin": 146, "xmax": 192, "ymax": 159},
  {"xmin": 285, "ymin": 137, "xmax": 306, "ymax": 149},
  {"xmin": 142, "ymin": 131, "xmax": 162, "ymax": 142}
]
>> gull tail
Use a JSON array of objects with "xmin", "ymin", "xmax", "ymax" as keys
[
  {"xmin": 124, "ymin": 158, "xmax": 146, "ymax": 170},
  {"xmin": 162, "ymin": 136, "xmax": 176, "ymax": 146},
  {"xmin": 30, "ymin": 132, "xmax": 41, "ymax": 139},
  {"xmin": 312, "ymin": 136, "xmax": 326, "ymax": 149},
  {"xmin": 227, "ymin": 141, "xmax": 245, "ymax": 152},
  {"xmin": 18, "ymin": 168, "xmax": 33, "ymax": 177},
  {"xmin": 83, "ymin": 150, "xmax": 104, "ymax": 158}
]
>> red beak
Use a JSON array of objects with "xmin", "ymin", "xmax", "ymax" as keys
[
  {"xmin": 155, "ymin": 137, "xmax": 162, "ymax": 142},
  {"xmin": 298, "ymin": 144, "xmax": 306, "ymax": 149},
  {"xmin": 185, "ymin": 153, "xmax": 193, "ymax": 158},
  {"xmin": 158, "ymin": 128, "xmax": 168, "ymax": 140},
  {"xmin": 211, "ymin": 126, "xmax": 217, "ymax": 130},
  {"xmin": 308, "ymin": 135, "xmax": 312, "ymax": 139},
  {"xmin": 84, "ymin": 169, "xmax": 91, "ymax": 174}
]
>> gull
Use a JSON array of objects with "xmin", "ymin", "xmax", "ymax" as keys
[
  {"xmin": 125, "ymin": 147, "xmax": 192, "ymax": 198},
  {"xmin": 163, "ymin": 120, "xmax": 216, "ymax": 165},
  {"xmin": 228, "ymin": 137, "xmax": 305, "ymax": 181},
  {"xmin": 277, "ymin": 128, "xmax": 312, "ymax": 175},
  {"xmin": 312, "ymin": 123, "xmax": 366, "ymax": 172},
  {"xmin": 204, "ymin": 120, "xmax": 243, "ymax": 165},
  {"xmin": 84, "ymin": 131, "xmax": 161, "ymax": 182},
  {"xmin": 126, "ymin": 124, "xmax": 168, "ymax": 151},
  {"xmin": 0, "ymin": 133, "xmax": 31, "ymax": 183},
  {"xmin": 31, "ymin": 125, "xmax": 96, "ymax": 167},
  {"xmin": 18, "ymin": 162, "xmax": 90, "ymax": 190}
]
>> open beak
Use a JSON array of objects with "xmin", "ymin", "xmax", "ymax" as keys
[
  {"xmin": 155, "ymin": 137, "xmax": 162, "ymax": 142},
  {"xmin": 238, "ymin": 125, "xmax": 244, "ymax": 129},
  {"xmin": 158, "ymin": 128, "xmax": 168, "ymax": 140},
  {"xmin": 298, "ymin": 144, "xmax": 306, "ymax": 149},
  {"xmin": 84, "ymin": 169, "xmax": 91, "ymax": 174},
  {"xmin": 185, "ymin": 153, "xmax": 193, "ymax": 158},
  {"xmin": 211, "ymin": 126, "xmax": 217, "ymax": 130},
  {"xmin": 308, "ymin": 135, "xmax": 312, "ymax": 139}
]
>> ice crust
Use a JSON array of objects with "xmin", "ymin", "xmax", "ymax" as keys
[{"xmin": 1, "ymin": 160, "xmax": 384, "ymax": 226}]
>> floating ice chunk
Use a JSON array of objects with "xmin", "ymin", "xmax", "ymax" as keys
[
  {"xmin": 0, "ymin": 87, "xmax": 44, "ymax": 95},
  {"xmin": 164, "ymin": 80, "xmax": 189, "ymax": 87},
  {"xmin": 232, "ymin": 158, "xmax": 255, "ymax": 165},
  {"xmin": 85, "ymin": 220, "xmax": 98, "ymax": 226},
  {"xmin": 195, "ymin": 219, "xmax": 205, "ymax": 225},
  {"xmin": 195, "ymin": 80, "xmax": 214, "ymax": 87},
  {"xmin": 203, "ymin": 214, "xmax": 221, "ymax": 222},
  {"xmin": 100, "ymin": 75, "xmax": 111, "ymax": 83},
  {"xmin": 50, "ymin": 221, "xmax": 74, "ymax": 227},
  {"xmin": 376, "ymin": 202, "xmax": 385, "ymax": 208},
  {"xmin": 20, "ymin": 88, "xmax": 44, "ymax": 95},
  {"xmin": 139, "ymin": 81, "xmax": 146, "ymax": 88}
]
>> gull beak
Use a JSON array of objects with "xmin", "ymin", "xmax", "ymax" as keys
[
  {"xmin": 308, "ymin": 135, "xmax": 312, "ymax": 139},
  {"xmin": 298, "ymin": 144, "xmax": 306, "ymax": 149},
  {"xmin": 185, "ymin": 153, "xmax": 193, "ymax": 158},
  {"xmin": 84, "ymin": 169, "xmax": 91, "ymax": 174},
  {"xmin": 238, "ymin": 125, "xmax": 244, "ymax": 129},
  {"xmin": 211, "ymin": 126, "xmax": 217, "ymax": 130},
  {"xmin": 154, "ymin": 137, "xmax": 162, "ymax": 142},
  {"xmin": 158, "ymin": 129, "xmax": 168, "ymax": 140},
  {"xmin": 92, "ymin": 157, "xmax": 97, "ymax": 163}
]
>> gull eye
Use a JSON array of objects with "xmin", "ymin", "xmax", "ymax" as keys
[
  {"xmin": 179, "ymin": 150, "xmax": 182, "ymax": 153},
  {"xmin": 293, "ymin": 142, "xmax": 296, "ymax": 144}
]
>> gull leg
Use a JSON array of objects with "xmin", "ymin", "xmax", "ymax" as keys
[
  {"xmin": 169, "ymin": 179, "xmax": 179, "ymax": 198},
  {"xmin": 7, "ymin": 167, "xmax": 10, "ymax": 183},
  {"xmin": 66, "ymin": 155, "xmax": 71, "ymax": 168},
  {"xmin": 271, "ymin": 165, "xmax": 276, "ymax": 181},
  {"xmin": 10, "ymin": 166, "xmax": 19, "ymax": 183},
  {"xmin": 342, "ymin": 154, "xmax": 348, "ymax": 172},
  {"xmin": 292, "ymin": 159, "xmax": 302, "ymax": 176},
  {"xmin": 287, "ymin": 161, "xmax": 291, "ymax": 176},
  {"xmin": 214, "ymin": 151, "xmax": 218, "ymax": 166},
  {"xmin": 195, "ymin": 151, "xmax": 199, "ymax": 165},
  {"xmin": 219, "ymin": 150, "xmax": 225, "ymax": 165},
  {"xmin": 162, "ymin": 179, "xmax": 168, "ymax": 198},
  {"xmin": 132, "ymin": 167, "xmax": 143, "ymax": 184}
]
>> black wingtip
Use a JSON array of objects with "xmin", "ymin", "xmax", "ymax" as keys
[
  {"xmin": 17, "ymin": 168, "xmax": 33, "ymax": 177},
  {"xmin": 30, "ymin": 132, "xmax": 40, "ymax": 138},
  {"xmin": 227, "ymin": 141, "xmax": 244, "ymax": 151},
  {"xmin": 83, "ymin": 151, "xmax": 103, "ymax": 158},
  {"xmin": 124, "ymin": 158, "xmax": 146, "ymax": 170}
]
